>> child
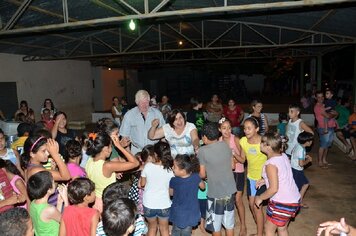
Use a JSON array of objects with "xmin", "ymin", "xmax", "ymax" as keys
[
  {"xmin": 27, "ymin": 171, "xmax": 68, "ymax": 236},
  {"xmin": 140, "ymin": 141, "xmax": 174, "ymax": 236},
  {"xmin": 85, "ymin": 131, "xmax": 139, "ymax": 213},
  {"xmin": 96, "ymin": 118, "xmax": 130, "ymax": 161},
  {"xmin": 21, "ymin": 135, "xmax": 71, "ymax": 182},
  {"xmin": 0, "ymin": 168, "xmax": 26, "ymax": 212},
  {"xmin": 198, "ymin": 122, "xmax": 237, "ymax": 236},
  {"xmin": 0, "ymin": 159, "xmax": 29, "ymax": 209},
  {"xmin": 0, "ymin": 207, "xmax": 34, "ymax": 236},
  {"xmin": 102, "ymin": 198, "xmax": 137, "ymax": 236},
  {"xmin": 41, "ymin": 108, "xmax": 55, "ymax": 131},
  {"xmin": 291, "ymin": 132, "xmax": 314, "ymax": 208},
  {"xmin": 324, "ymin": 89, "xmax": 338, "ymax": 134},
  {"xmin": 128, "ymin": 145, "xmax": 154, "ymax": 215},
  {"xmin": 239, "ymin": 117, "xmax": 267, "ymax": 236},
  {"xmin": 249, "ymin": 99, "xmax": 269, "ymax": 135},
  {"xmin": 79, "ymin": 131, "xmax": 90, "ymax": 168},
  {"xmin": 65, "ymin": 140, "xmax": 86, "ymax": 179},
  {"xmin": 170, "ymin": 154, "xmax": 205, "ymax": 236},
  {"xmin": 218, "ymin": 117, "xmax": 247, "ymax": 236},
  {"xmin": 255, "ymin": 133, "xmax": 301, "ymax": 236},
  {"xmin": 186, "ymin": 97, "xmax": 205, "ymax": 139},
  {"xmin": 285, "ymin": 104, "xmax": 314, "ymax": 158},
  {"xmin": 98, "ymin": 182, "xmax": 147, "ymax": 236},
  {"xmin": 0, "ymin": 128, "xmax": 22, "ymax": 174},
  {"xmin": 11, "ymin": 122, "xmax": 32, "ymax": 155},
  {"xmin": 277, "ymin": 113, "xmax": 288, "ymax": 136},
  {"xmin": 60, "ymin": 178, "xmax": 100, "ymax": 236}
]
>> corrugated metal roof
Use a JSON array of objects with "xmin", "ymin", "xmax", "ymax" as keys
[{"xmin": 0, "ymin": 0, "xmax": 355, "ymax": 67}]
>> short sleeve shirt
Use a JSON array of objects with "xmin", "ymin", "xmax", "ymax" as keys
[
  {"xmin": 119, "ymin": 107, "xmax": 165, "ymax": 155},
  {"xmin": 162, "ymin": 122, "xmax": 196, "ymax": 157},
  {"xmin": 290, "ymin": 143, "xmax": 305, "ymax": 171},
  {"xmin": 198, "ymin": 141, "xmax": 237, "ymax": 198}
]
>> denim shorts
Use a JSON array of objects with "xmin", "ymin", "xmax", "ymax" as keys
[
  {"xmin": 143, "ymin": 206, "xmax": 170, "ymax": 219},
  {"xmin": 317, "ymin": 128, "xmax": 334, "ymax": 148}
]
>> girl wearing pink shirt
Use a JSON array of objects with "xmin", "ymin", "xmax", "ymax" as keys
[
  {"xmin": 255, "ymin": 133, "xmax": 300, "ymax": 236},
  {"xmin": 65, "ymin": 140, "xmax": 86, "ymax": 179},
  {"xmin": 219, "ymin": 117, "xmax": 247, "ymax": 236},
  {"xmin": 0, "ymin": 159, "xmax": 29, "ymax": 209}
]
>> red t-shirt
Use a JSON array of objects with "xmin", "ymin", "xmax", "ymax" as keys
[
  {"xmin": 0, "ymin": 169, "xmax": 14, "ymax": 213},
  {"xmin": 223, "ymin": 105, "xmax": 243, "ymax": 127},
  {"xmin": 62, "ymin": 205, "xmax": 98, "ymax": 236}
]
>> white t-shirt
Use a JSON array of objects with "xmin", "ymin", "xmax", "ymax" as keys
[
  {"xmin": 162, "ymin": 122, "xmax": 196, "ymax": 158},
  {"xmin": 141, "ymin": 162, "xmax": 174, "ymax": 209},
  {"xmin": 286, "ymin": 119, "xmax": 302, "ymax": 155},
  {"xmin": 291, "ymin": 144, "xmax": 305, "ymax": 171}
]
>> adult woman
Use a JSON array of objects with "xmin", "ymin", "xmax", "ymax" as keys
[
  {"xmin": 111, "ymin": 96, "xmax": 123, "ymax": 126},
  {"xmin": 40, "ymin": 98, "xmax": 56, "ymax": 119},
  {"xmin": 14, "ymin": 100, "xmax": 35, "ymax": 124},
  {"xmin": 223, "ymin": 98, "xmax": 244, "ymax": 136},
  {"xmin": 249, "ymin": 99, "xmax": 269, "ymax": 136},
  {"xmin": 148, "ymin": 109, "xmax": 200, "ymax": 158},
  {"xmin": 206, "ymin": 94, "xmax": 223, "ymax": 123},
  {"xmin": 51, "ymin": 111, "xmax": 77, "ymax": 157}
]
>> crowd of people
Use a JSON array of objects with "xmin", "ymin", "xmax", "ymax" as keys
[{"xmin": 0, "ymin": 89, "xmax": 355, "ymax": 236}]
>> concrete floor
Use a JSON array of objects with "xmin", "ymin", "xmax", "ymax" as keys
[{"xmin": 192, "ymin": 142, "xmax": 356, "ymax": 236}]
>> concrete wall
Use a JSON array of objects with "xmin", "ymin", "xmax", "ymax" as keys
[{"xmin": 0, "ymin": 53, "xmax": 93, "ymax": 122}]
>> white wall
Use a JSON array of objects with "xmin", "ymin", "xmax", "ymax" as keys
[{"xmin": 0, "ymin": 53, "xmax": 93, "ymax": 122}]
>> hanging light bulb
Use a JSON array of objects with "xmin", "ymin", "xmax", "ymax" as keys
[{"xmin": 129, "ymin": 19, "xmax": 136, "ymax": 31}]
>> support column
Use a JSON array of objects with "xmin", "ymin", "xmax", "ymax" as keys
[
  {"xmin": 353, "ymin": 46, "xmax": 356, "ymax": 104},
  {"xmin": 317, "ymin": 55, "xmax": 322, "ymax": 90},
  {"xmin": 300, "ymin": 61, "xmax": 305, "ymax": 95}
]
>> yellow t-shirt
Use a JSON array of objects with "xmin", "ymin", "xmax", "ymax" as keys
[
  {"xmin": 85, "ymin": 158, "xmax": 116, "ymax": 198},
  {"xmin": 240, "ymin": 136, "xmax": 267, "ymax": 180},
  {"xmin": 11, "ymin": 136, "xmax": 28, "ymax": 153}
]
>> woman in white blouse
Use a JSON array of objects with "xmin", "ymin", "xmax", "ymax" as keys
[{"xmin": 148, "ymin": 109, "xmax": 200, "ymax": 158}]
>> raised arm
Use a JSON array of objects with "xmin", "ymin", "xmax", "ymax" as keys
[
  {"xmin": 51, "ymin": 114, "xmax": 64, "ymax": 139},
  {"xmin": 47, "ymin": 139, "xmax": 71, "ymax": 181},
  {"xmin": 103, "ymin": 135, "xmax": 139, "ymax": 177},
  {"xmin": 148, "ymin": 119, "xmax": 165, "ymax": 140}
]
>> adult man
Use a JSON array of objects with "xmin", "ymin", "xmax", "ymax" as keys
[
  {"xmin": 119, "ymin": 90, "xmax": 165, "ymax": 155},
  {"xmin": 314, "ymin": 91, "xmax": 338, "ymax": 168}
]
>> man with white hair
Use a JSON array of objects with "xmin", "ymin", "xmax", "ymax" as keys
[{"xmin": 119, "ymin": 90, "xmax": 165, "ymax": 154}]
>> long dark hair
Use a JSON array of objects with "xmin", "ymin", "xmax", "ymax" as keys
[
  {"xmin": 0, "ymin": 159, "xmax": 24, "ymax": 179},
  {"xmin": 86, "ymin": 132, "xmax": 111, "ymax": 157},
  {"xmin": 153, "ymin": 142, "xmax": 173, "ymax": 171},
  {"xmin": 21, "ymin": 135, "xmax": 47, "ymax": 170}
]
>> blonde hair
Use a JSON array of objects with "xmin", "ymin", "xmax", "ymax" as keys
[{"xmin": 135, "ymin": 90, "xmax": 150, "ymax": 104}]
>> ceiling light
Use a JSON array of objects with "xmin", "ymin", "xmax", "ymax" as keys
[
  {"xmin": 129, "ymin": 20, "xmax": 136, "ymax": 31},
  {"xmin": 178, "ymin": 40, "xmax": 183, "ymax": 46},
  {"xmin": 108, "ymin": 67, "xmax": 111, "ymax": 70}
]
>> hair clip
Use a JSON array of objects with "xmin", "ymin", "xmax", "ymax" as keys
[
  {"xmin": 88, "ymin": 132, "xmax": 97, "ymax": 140},
  {"xmin": 218, "ymin": 117, "xmax": 226, "ymax": 124}
]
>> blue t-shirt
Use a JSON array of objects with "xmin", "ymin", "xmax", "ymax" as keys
[
  {"xmin": 169, "ymin": 173, "xmax": 201, "ymax": 228},
  {"xmin": 277, "ymin": 122, "xmax": 287, "ymax": 136}
]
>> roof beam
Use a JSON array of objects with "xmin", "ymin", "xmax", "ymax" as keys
[
  {"xmin": 2, "ymin": 0, "xmax": 33, "ymax": 30},
  {"xmin": 151, "ymin": 0, "xmax": 170, "ymax": 13},
  {"xmin": 1, "ymin": 0, "xmax": 355, "ymax": 36}
]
